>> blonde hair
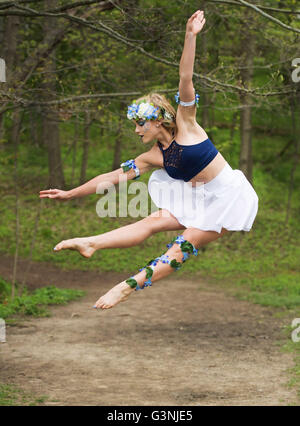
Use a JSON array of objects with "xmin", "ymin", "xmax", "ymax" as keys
[{"xmin": 134, "ymin": 92, "xmax": 177, "ymax": 135}]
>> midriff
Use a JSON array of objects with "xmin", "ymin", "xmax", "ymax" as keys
[{"xmin": 190, "ymin": 152, "xmax": 227, "ymax": 184}]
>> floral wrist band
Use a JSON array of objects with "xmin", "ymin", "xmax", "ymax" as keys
[
  {"xmin": 175, "ymin": 91, "xmax": 200, "ymax": 107},
  {"xmin": 125, "ymin": 235, "xmax": 198, "ymax": 290},
  {"xmin": 120, "ymin": 159, "xmax": 140, "ymax": 179}
]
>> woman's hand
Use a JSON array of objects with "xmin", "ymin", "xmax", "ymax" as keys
[
  {"xmin": 186, "ymin": 10, "xmax": 206, "ymax": 35},
  {"xmin": 39, "ymin": 188, "xmax": 72, "ymax": 201}
]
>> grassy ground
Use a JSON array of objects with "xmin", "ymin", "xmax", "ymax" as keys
[
  {"xmin": 0, "ymin": 277, "xmax": 85, "ymax": 319},
  {"xmin": 0, "ymin": 279, "xmax": 85, "ymax": 405},
  {"xmin": 0, "ymin": 383, "xmax": 49, "ymax": 406},
  {"xmin": 282, "ymin": 320, "xmax": 300, "ymax": 402}
]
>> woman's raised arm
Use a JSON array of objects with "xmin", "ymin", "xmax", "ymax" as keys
[{"xmin": 178, "ymin": 10, "xmax": 206, "ymax": 110}]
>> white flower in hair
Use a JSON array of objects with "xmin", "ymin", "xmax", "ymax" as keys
[
  {"xmin": 137, "ymin": 102, "xmax": 154, "ymax": 119},
  {"xmin": 127, "ymin": 100, "xmax": 160, "ymax": 120}
]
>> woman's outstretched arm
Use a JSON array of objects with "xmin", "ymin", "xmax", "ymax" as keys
[
  {"xmin": 178, "ymin": 10, "xmax": 206, "ymax": 108},
  {"xmin": 39, "ymin": 143, "xmax": 161, "ymax": 201}
]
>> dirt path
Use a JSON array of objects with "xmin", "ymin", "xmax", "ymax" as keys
[{"xmin": 0, "ymin": 255, "xmax": 297, "ymax": 406}]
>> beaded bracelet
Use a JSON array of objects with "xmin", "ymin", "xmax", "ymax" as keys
[{"xmin": 120, "ymin": 159, "xmax": 140, "ymax": 180}]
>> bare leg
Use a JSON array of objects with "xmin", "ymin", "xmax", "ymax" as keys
[
  {"xmin": 94, "ymin": 227, "xmax": 229, "ymax": 309},
  {"xmin": 54, "ymin": 209, "xmax": 185, "ymax": 257}
]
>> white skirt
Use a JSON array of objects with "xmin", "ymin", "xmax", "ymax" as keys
[{"xmin": 148, "ymin": 163, "xmax": 259, "ymax": 233}]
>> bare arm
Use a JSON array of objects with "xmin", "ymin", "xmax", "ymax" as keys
[
  {"xmin": 179, "ymin": 28, "xmax": 197, "ymax": 88},
  {"xmin": 177, "ymin": 10, "xmax": 206, "ymax": 123},
  {"xmin": 39, "ymin": 144, "xmax": 162, "ymax": 200}
]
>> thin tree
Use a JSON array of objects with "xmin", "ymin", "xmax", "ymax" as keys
[
  {"xmin": 238, "ymin": 8, "xmax": 256, "ymax": 183},
  {"xmin": 285, "ymin": 93, "xmax": 300, "ymax": 226},
  {"xmin": 11, "ymin": 110, "xmax": 22, "ymax": 300}
]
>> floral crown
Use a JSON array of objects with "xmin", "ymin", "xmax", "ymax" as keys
[{"xmin": 127, "ymin": 100, "xmax": 173, "ymax": 122}]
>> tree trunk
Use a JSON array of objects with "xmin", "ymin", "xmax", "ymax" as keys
[
  {"xmin": 42, "ymin": 0, "xmax": 65, "ymax": 188},
  {"xmin": 80, "ymin": 111, "xmax": 91, "ymax": 185},
  {"xmin": 29, "ymin": 108, "xmax": 41, "ymax": 147},
  {"xmin": 239, "ymin": 90, "xmax": 253, "ymax": 182},
  {"xmin": 11, "ymin": 110, "xmax": 22, "ymax": 300},
  {"xmin": 19, "ymin": 200, "xmax": 42, "ymax": 296},
  {"xmin": 230, "ymin": 111, "xmax": 239, "ymax": 141},
  {"xmin": 238, "ymin": 12, "xmax": 255, "ymax": 183},
  {"xmin": 0, "ymin": 112, "xmax": 4, "ymax": 147},
  {"xmin": 112, "ymin": 119, "xmax": 123, "ymax": 171},
  {"xmin": 285, "ymin": 94, "xmax": 299, "ymax": 226},
  {"xmin": 43, "ymin": 107, "xmax": 65, "ymax": 188},
  {"xmin": 2, "ymin": 16, "xmax": 19, "ymax": 81},
  {"xmin": 71, "ymin": 117, "xmax": 79, "ymax": 187},
  {"xmin": 0, "ymin": 15, "xmax": 20, "ymax": 144},
  {"xmin": 0, "ymin": 17, "xmax": 3, "ymax": 143}
]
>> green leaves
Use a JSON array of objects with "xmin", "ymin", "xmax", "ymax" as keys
[
  {"xmin": 170, "ymin": 259, "xmax": 182, "ymax": 270},
  {"xmin": 180, "ymin": 241, "xmax": 194, "ymax": 254},
  {"xmin": 125, "ymin": 278, "xmax": 138, "ymax": 288},
  {"xmin": 121, "ymin": 165, "xmax": 131, "ymax": 172},
  {"xmin": 145, "ymin": 266, "xmax": 154, "ymax": 279}
]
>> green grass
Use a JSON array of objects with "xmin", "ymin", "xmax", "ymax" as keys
[
  {"xmin": 0, "ymin": 383, "xmax": 49, "ymax": 406},
  {"xmin": 281, "ymin": 323, "xmax": 300, "ymax": 403},
  {"xmin": 0, "ymin": 279, "xmax": 84, "ymax": 406},
  {"xmin": 0, "ymin": 277, "xmax": 85, "ymax": 319}
]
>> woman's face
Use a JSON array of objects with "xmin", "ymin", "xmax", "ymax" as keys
[{"xmin": 134, "ymin": 119, "xmax": 160, "ymax": 144}]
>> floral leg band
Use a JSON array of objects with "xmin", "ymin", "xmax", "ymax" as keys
[
  {"xmin": 120, "ymin": 159, "xmax": 140, "ymax": 180},
  {"xmin": 125, "ymin": 236, "xmax": 198, "ymax": 290}
]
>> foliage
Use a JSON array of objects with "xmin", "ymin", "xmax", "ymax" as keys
[
  {"xmin": 0, "ymin": 383, "xmax": 48, "ymax": 406},
  {"xmin": 0, "ymin": 278, "xmax": 85, "ymax": 319}
]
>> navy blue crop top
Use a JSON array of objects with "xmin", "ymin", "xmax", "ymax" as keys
[{"xmin": 157, "ymin": 138, "xmax": 219, "ymax": 182}]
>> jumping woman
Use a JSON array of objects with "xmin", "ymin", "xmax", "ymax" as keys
[{"xmin": 39, "ymin": 10, "xmax": 258, "ymax": 310}]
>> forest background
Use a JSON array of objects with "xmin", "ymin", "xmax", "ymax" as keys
[
  {"xmin": 0, "ymin": 0, "xmax": 300, "ymax": 405},
  {"xmin": 0, "ymin": 1, "xmax": 299, "ymax": 327}
]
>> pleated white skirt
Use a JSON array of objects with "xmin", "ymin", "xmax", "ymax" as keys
[{"xmin": 148, "ymin": 163, "xmax": 259, "ymax": 233}]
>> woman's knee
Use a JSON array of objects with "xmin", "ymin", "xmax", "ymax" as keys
[
  {"xmin": 182, "ymin": 227, "xmax": 227, "ymax": 248},
  {"xmin": 141, "ymin": 214, "xmax": 166, "ymax": 235}
]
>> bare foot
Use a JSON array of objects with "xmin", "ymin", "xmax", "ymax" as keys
[
  {"xmin": 54, "ymin": 237, "xmax": 96, "ymax": 258},
  {"xmin": 93, "ymin": 281, "xmax": 135, "ymax": 310}
]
